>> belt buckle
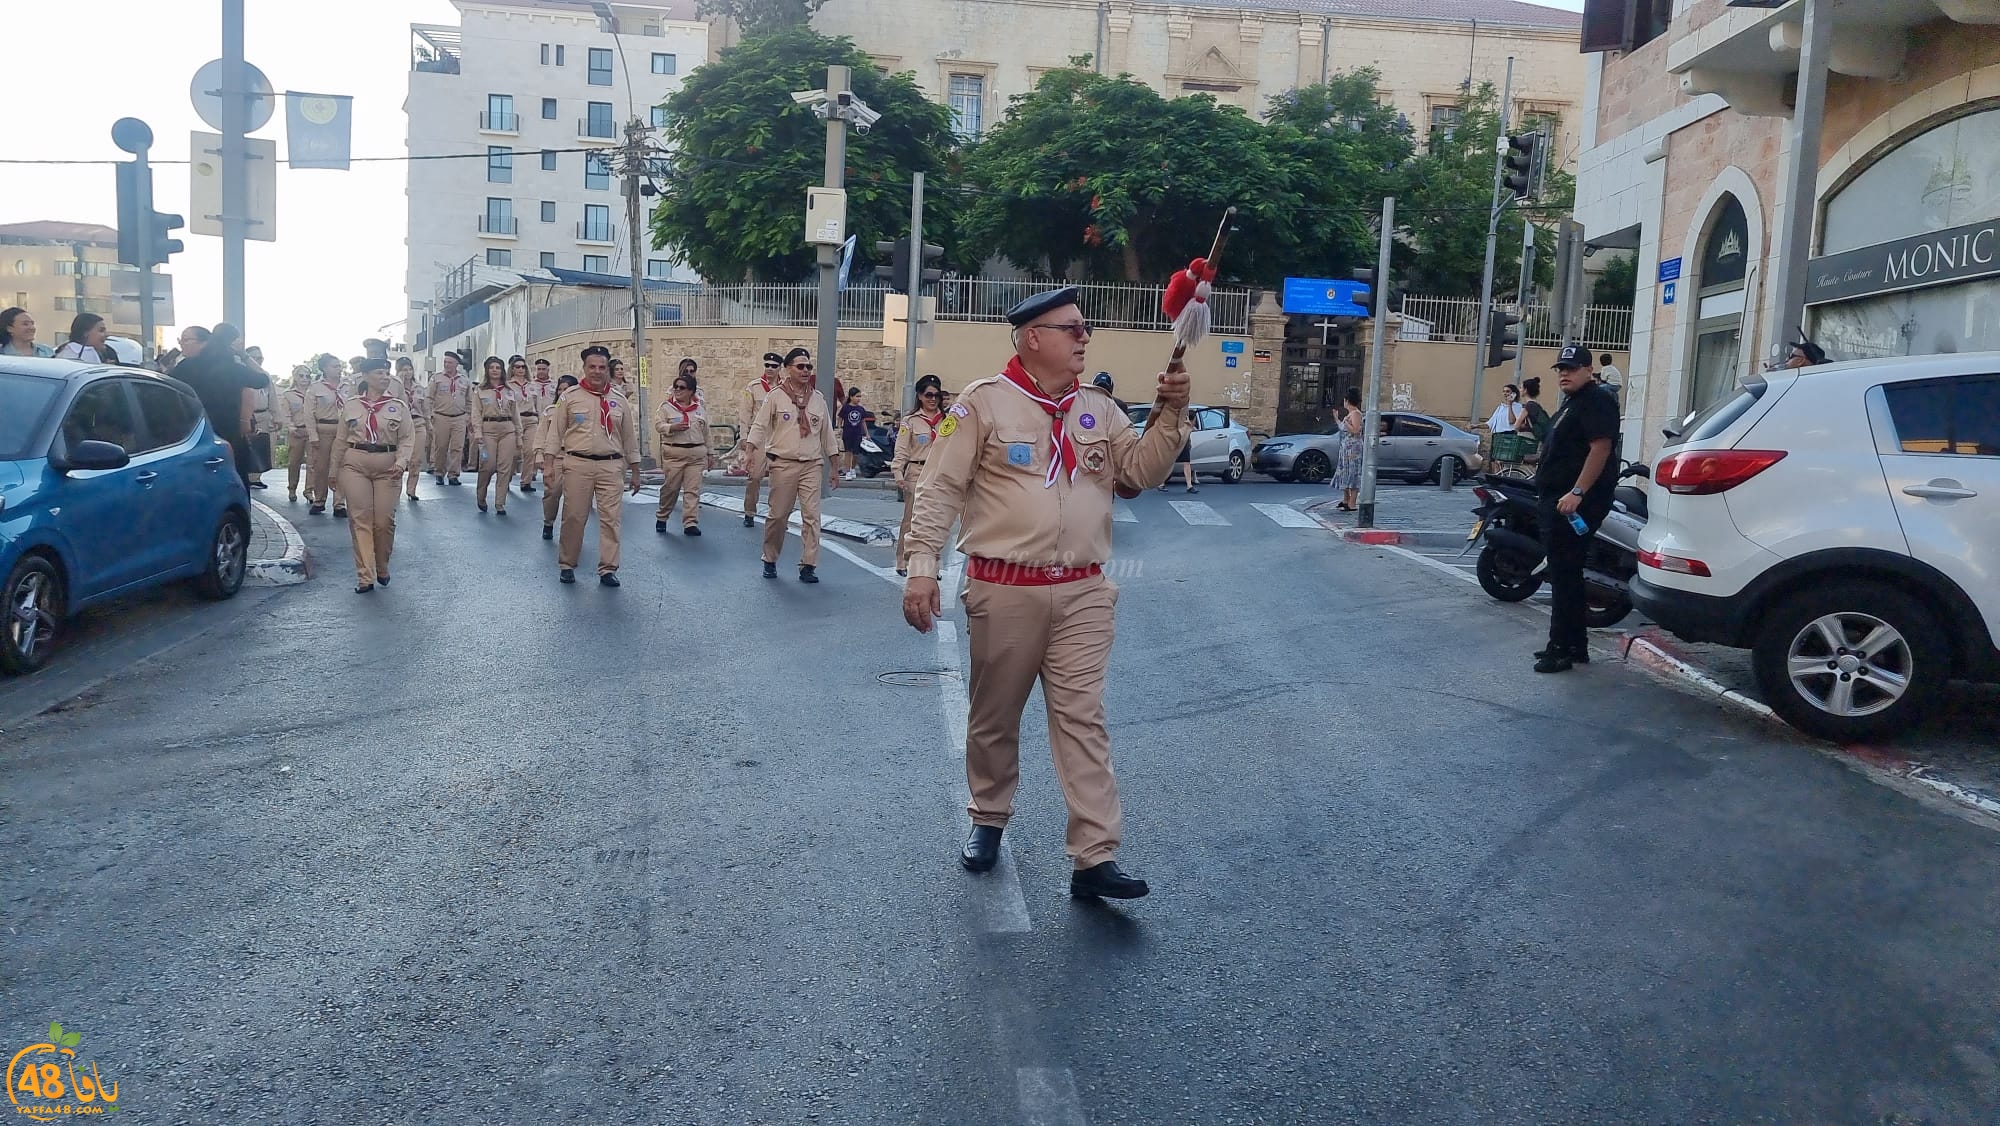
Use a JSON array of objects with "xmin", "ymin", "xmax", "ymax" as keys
[{"xmin": 1048, "ymin": 565, "xmax": 1067, "ymax": 578}]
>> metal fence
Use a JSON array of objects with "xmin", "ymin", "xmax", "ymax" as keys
[
  {"xmin": 528, "ymin": 279, "xmax": 1251, "ymax": 345},
  {"xmin": 1397, "ymin": 294, "xmax": 1634, "ymax": 352}
]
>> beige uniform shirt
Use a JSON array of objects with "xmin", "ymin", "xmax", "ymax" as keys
[
  {"xmin": 892, "ymin": 410, "xmax": 946, "ymax": 481},
  {"xmin": 902, "ymin": 374, "xmax": 1190, "ymax": 581},
  {"xmin": 738, "ymin": 376, "xmax": 777, "ymax": 439},
  {"xmin": 278, "ymin": 387, "xmax": 310, "ymax": 435},
  {"xmin": 405, "ymin": 380, "xmax": 432, "ymax": 423},
  {"xmin": 250, "ymin": 385, "xmax": 279, "ymax": 435},
  {"xmin": 329, "ymin": 396, "xmax": 417, "ymax": 472},
  {"xmin": 307, "ymin": 381, "xmax": 348, "ymax": 440},
  {"xmin": 430, "ymin": 374, "xmax": 472, "ymax": 417},
  {"xmin": 532, "ymin": 410, "xmax": 562, "ymax": 459},
  {"xmin": 552, "ymin": 383, "xmax": 640, "ymax": 464},
  {"xmin": 746, "ymin": 383, "xmax": 838, "ymax": 462},
  {"xmin": 655, "ymin": 396, "xmax": 711, "ymax": 451},
  {"xmin": 524, "ymin": 378, "xmax": 557, "ymax": 420},
  {"xmin": 473, "ymin": 385, "xmax": 521, "ymax": 437}
]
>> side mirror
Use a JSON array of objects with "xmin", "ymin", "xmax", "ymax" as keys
[{"xmin": 60, "ymin": 440, "xmax": 131, "ymax": 473}]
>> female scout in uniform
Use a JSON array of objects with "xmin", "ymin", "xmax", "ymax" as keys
[
  {"xmin": 279, "ymin": 366, "xmax": 312, "ymax": 502},
  {"xmin": 890, "ymin": 375, "xmax": 945, "ymax": 576},
  {"xmin": 506, "ymin": 355, "xmax": 536, "ymax": 492},
  {"xmin": 397, "ymin": 357, "xmax": 429, "ymax": 500},
  {"xmin": 331, "ymin": 359, "xmax": 414, "ymax": 593},
  {"xmin": 653, "ymin": 370, "xmax": 710, "ymax": 536},
  {"xmin": 472, "ymin": 356, "xmax": 522, "ymax": 514},
  {"xmin": 534, "ymin": 375, "xmax": 578, "ymax": 539},
  {"xmin": 305, "ymin": 353, "xmax": 348, "ymax": 517}
]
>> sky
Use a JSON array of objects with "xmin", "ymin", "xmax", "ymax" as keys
[{"xmin": 2, "ymin": 0, "xmax": 1585, "ymax": 368}]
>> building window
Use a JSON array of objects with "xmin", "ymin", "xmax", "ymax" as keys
[
  {"xmin": 541, "ymin": 97, "xmax": 557, "ymax": 120},
  {"xmin": 1687, "ymin": 195, "xmax": 1749, "ymax": 413},
  {"xmin": 484, "ymin": 94, "xmax": 515, "ymax": 132},
  {"xmin": 585, "ymin": 101, "xmax": 615, "ymax": 139},
  {"xmin": 1517, "ymin": 108, "xmax": 1561, "ymax": 141},
  {"xmin": 582, "ymin": 205, "xmax": 613, "ymax": 243},
  {"xmin": 556, "ymin": 45, "xmax": 565, "ymax": 66},
  {"xmin": 540, "ymin": 251, "xmax": 557, "ymax": 269},
  {"xmin": 583, "ymin": 254, "xmax": 610, "ymax": 273},
  {"xmin": 1580, "ymin": 0, "xmax": 1671, "ymax": 54},
  {"xmin": 483, "ymin": 197, "xmax": 514, "ymax": 235},
  {"xmin": 948, "ymin": 74, "xmax": 984, "ymax": 138},
  {"xmin": 650, "ymin": 105, "xmax": 669, "ymax": 130},
  {"xmin": 486, "ymin": 248, "xmax": 512, "ymax": 267},
  {"xmin": 1427, "ymin": 103, "xmax": 1462, "ymax": 152},
  {"xmin": 647, "ymin": 259, "xmax": 670, "ymax": 278},
  {"xmin": 540, "ymin": 43, "xmax": 550, "ymax": 65},
  {"xmin": 541, "ymin": 149, "xmax": 558, "ymax": 172},
  {"xmin": 588, "ymin": 48, "xmax": 614, "ymax": 86},
  {"xmin": 487, "ymin": 146, "xmax": 513, "ymax": 184},
  {"xmin": 651, "ymin": 52, "xmax": 676, "ymax": 75},
  {"xmin": 585, "ymin": 152, "xmax": 611, "ymax": 191},
  {"xmin": 541, "ymin": 201, "xmax": 557, "ymax": 223}
]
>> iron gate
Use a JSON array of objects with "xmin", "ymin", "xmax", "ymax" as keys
[{"xmin": 1277, "ymin": 316, "xmax": 1364, "ymax": 435}]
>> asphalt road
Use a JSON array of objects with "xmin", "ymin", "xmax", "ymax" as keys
[{"xmin": 5, "ymin": 478, "xmax": 1999, "ymax": 1124}]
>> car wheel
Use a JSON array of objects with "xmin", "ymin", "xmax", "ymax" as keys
[
  {"xmin": 1584, "ymin": 590, "xmax": 1633, "ymax": 629},
  {"xmin": 1, "ymin": 554, "xmax": 64, "ymax": 676},
  {"xmin": 195, "ymin": 511, "xmax": 250, "ymax": 601},
  {"xmin": 1751, "ymin": 580, "xmax": 1947, "ymax": 743},
  {"xmin": 1476, "ymin": 545, "xmax": 1542, "ymax": 603},
  {"xmin": 1222, "ymin": 451, "xmax": 1245, "ymax": 484},
  {"xmin": 1294, "ymin": 450, "xmax": 1331, "ymax": 484},
  {"xmin": 1434, "ymin": 455, "xmax": 1461, "ymax": 487}
]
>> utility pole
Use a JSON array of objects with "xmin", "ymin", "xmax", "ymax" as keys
[
  {"xmin": 1469, "ymin": 55, "xmax": 1514, "ymax": 425},
  {"xmin": 815, "ymin": 65, "xmax": 850, "ymax": 497},
  {"xmin": 1767, "ymin": 0, "xmax": 1831, "ymax": 361},
  {"xmin": 1357, "ymin": 195, "xmax": 1395, "ymax": 530},
  {"xmin": 221, "ymin": 0, "xmax": 247, "ymax": 332},
  {"xmin": 902, "ymin": 171, "xmax": 924, "ymax": 412},
  {"xmin": 619, "ymin": 114, "xmax": 653, "ymax": 460}
]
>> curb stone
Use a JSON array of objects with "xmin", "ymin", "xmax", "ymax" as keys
[{"xmin": 246, "ymin": 500, "xmax": 310, "ymax": 586}]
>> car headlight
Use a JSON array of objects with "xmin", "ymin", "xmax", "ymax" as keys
[{"xmin": 1259, "ymin": 442, "xmax": 1293, "ymax": 453}]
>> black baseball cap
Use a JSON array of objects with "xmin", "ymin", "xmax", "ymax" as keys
[{"xmin": 1552, "ymin": 344, "xmax": 1591, "ymax": 370}]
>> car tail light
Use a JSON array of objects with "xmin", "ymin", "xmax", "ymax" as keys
[
  {"xmin": 1639, "ymin": 549, "xmax": 1711, "ymax": 577},
  {"xmin": 1655, "ymin": 450, "xmax": 1787, "ymax": 495}
]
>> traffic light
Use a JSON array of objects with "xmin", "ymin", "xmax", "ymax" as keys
[
  {"xmin": 115, "ymin": 160, "xmax": 151, "ymax": 267},
  {"xmin": 1502, "ymin": 132, "xmax": 1540, "ymax": 200},
  {"xmin": 149, "ymin": 209, "xmax": 185, "ymax": 265},
  {"xmin": 1349, "ymin": 268, "xmax": 1399, "ymax": 319},
  {"xmin": 875, "ymin": 236, "xmax": 944, "ymax": 293},
  {"xmin": 1485, "ymin": 307, "xmax": 1523, "ymax": 369}
]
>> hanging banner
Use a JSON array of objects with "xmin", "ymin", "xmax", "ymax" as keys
[{"xmin": 286, "ymin": 92, "xmax": 353, "ymax": 170}]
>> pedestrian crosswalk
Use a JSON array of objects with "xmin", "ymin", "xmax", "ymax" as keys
[{"xmin": 1108, "ymin": 495, "xmax": 1332, "ymax": 530}]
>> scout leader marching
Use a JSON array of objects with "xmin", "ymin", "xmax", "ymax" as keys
[
  {"xmin": 743, "ymin": 347, "xmax": 841, "ymax": 583},
  {"xmin": 901, "ymin": 285, "xmax": 1194, "ymax": 900},
  {"xmin": 546, "ymin": 345, "xmax": 642, "ymax": 586},
  {"xmin": 330, "ymin": 358, "xmax": 416, "ymax": 593}
]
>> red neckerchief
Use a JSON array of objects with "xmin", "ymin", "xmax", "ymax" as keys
[
  {"xmin": 999, "ymin": 356, "xmax": 1077, "ymax": 487},
  {"xmin": 758, "ymin": 372, "xmax": 775, "ymax": 393},
  {"xmin": 783, "ymin": 378, "xmax": 813, "ymax": 437},
  {"xmin": 913, "ymin": 410, "xmax": 942, "ymax": 442},
  {"xmin": 508, "ymin": 378, "xmax": 529, "ymax": 401},
  {"xmin": 533, "ymin": 377, "xmax": 552, "ymax": 403},
  {"xmin": 321, "ymin": 380, "xmax": 345, "ymax": 410},
  {"xmin": 581, "ymin": 379, "xmax": 615, "ymax": 434},
  {"xmin": 667, "ymin": 395, "xmax": 700, "ymax": 428},
  {"xmin": 360, "ymin": 396, "xmax": 388, "ymax": 442}
]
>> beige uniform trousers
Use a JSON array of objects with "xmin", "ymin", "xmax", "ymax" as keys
[
  {"xmin": 742, "ymin": 449, "xmax": 769, "ymax": 518},
  {"xmin": 962, "ymin": 574, "xmax": 1122, "ymax": 869},
  {"xmin": 307, "ymin": 423, "xmax": 342, "ymax": 508},
  {"xmin": 431, "ymin": 413, "xmax": 469, "ymax": 479},
  {"xmin": 337, "ymin": 449, "xmax": 402, "ymax": 586},
  {"xmin": 541, "ymin": 455, "xmax": 565, "ymax": 526},
  {"xmin": 896, "ymin": 465, "xmax": 926, "ymax": 571},
  {"xmin": 286, "ymin": 430, "xmax": 309, "ymax": 497},
  {"xmin": 655, "ymin": 446, "xmax": 705, "ymax": 527},
  {"xmin": 559, "ymin": 455, "xmax": 627, "ymax": 574},
  {"xmin": 475, "ymin": 422, "xmax": 517, "ymax": 510},
  {"xmin": 762, "ymin": 457, "xmax": 822, "ymax": 566},
  {"xmin": 405, "ymin": 419, "xmax": 430, "ymax": 496}
]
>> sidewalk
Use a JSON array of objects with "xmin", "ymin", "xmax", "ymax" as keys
[{"xmin": 246, "ymin": 500, "xmax": 309, "ymax": 586}]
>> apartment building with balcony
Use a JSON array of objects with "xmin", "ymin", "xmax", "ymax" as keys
[
  {"xmin": 404, "ymin": 0, "xmax": 706, "ymax": 344},
  {"xmin": 1572, "ymin": 0, "xmax": 2000, "ymax": 459}
]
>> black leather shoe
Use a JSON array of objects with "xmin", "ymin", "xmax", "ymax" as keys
[
  {"xmin": 897, "ymin": 569, "xmax": 907, "ymax": 577},
  {"xmin": 1536, "ymin": 646, "xmax": 1591, "ymax": 665},
  {"xmin": 477, "ymin": 504, "xmax": 488, "ymax": 513},
  {"xmin": 743, "ymin": 513, "xmax": 756, "ymax": 527},
  {"xmin": 762, "ymin": 561, "xmax": 777, "ymax": 579},
  {"xmin": 600, "ymin": 572, "xmax": 621, "ymax": 588},
  {"xmin": 308, "ymin": 505, "xmax": 325, "ymax": 515},
  {"xmin": 333, "ymin": 508, "xmax": 348, "ymax": 519},
  {"xmin": 521, "ymin": 484, "xmax": 535, "ymax": 494},
  {"xmin": 960, "ymin": 825, "xmax": 1002, "ymax": 872},
  {"xmin": 656, "ymin": 520, "xmax": 667, "ymax": 534},
  {"xmin": 684, "ymin": 526, "xmax": 701, "ymax": 537},
  {"xmin": 1534, "ymin": 653, "xmax": 1576, "ymax": 674},
  {"xmin": 434, "ymin": 474, "xmax": 445, "ymax": 485},
  {"xmin": 377, "ymin": 575, "xmax": 390, "ymax": 586},
  {"xmin": 1071, "ymin": 860, "xmax": 1149, "ymax": 899},
  {"xmin": 559, "ymin": 568, "xmax": 576, "ymax": 584},
  {"xmin": 798, "ymin": 565, "xmax": 819, "ymax": 584},
  {"xmin": 542, "ymin": 524, "xmax": 554, "ymax": 540},
  {"xmin": 355, "ymin": 583, "xmax": 374, "ymax": 594}
]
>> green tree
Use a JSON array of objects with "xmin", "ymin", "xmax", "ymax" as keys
[
  {"xmin": 957, "ymin": 69, "xmax": 1314, "ymax": 284},
  {"xmin": 1591, "ymin": 253, "xmax": 1637, "ymax": 308},
  {"xmin": 649, "ymin": 27, "xmax": 958, "ymax": 283},
  {"xmin": 695, "ymin": 0, "xmax": 827, "ymax": 33},
  {"xmin": 1258, "ymin": 69, "xmax": 1418, "ymax": 280}
]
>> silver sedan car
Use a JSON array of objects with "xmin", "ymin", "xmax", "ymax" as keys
[{"xmin": 1253, "ymin": 411, "xmax": 1484, "ymax": 485}]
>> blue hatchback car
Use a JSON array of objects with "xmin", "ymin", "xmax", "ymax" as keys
[{"xmin": 0, "ymin": 357, "xmax": 250, "ymax": 674}]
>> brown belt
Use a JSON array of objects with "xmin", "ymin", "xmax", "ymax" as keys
[
  {"xmin": 770, "ymin": 455, "xmax": 820, "ymax": 463},
  {"xmin": 351, "ymin": 443, "xmax": 398, "ymax": 453},
  {"xmin": 567, "ymin": 451, "xmax": 621, "ymax": 461},
  {"xmin": 667, "ymin": 442, "xmax": 704, "ymax": 448},
  {"xmin": 482, "ymin": 416, "xmax": 512, "ymax": 422},
  {"xmin": 436, "ymin": 411, "xmax": 467, "ymax": 417}
]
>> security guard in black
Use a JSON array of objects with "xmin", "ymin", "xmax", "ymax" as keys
[{"xmin": 1533, "ymin": 344, "xmax": 1620, "ymax": 672}]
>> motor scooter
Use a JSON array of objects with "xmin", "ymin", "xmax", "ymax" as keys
[
  {"xmin": 857, "ymin": 423, "xmax": 896, "ymax": 479},
  {"xmin": 1465, "ymin": 463, "xmax": 1651, "ymax": 629}
]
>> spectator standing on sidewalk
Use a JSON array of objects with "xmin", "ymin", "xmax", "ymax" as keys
[
  {"xmin": 1333, "ymin": 387, "xmax": 1364, "ymax": 511},
  {"xmin": 890, "ymin": 375, "xmax": 945, "ymax": 577},
  {"xmin": 737, "ymin": 352, "xmax": 783, "ymax": 528},
  {"xmin": 331, "ymin": 358, "xmax": 414, "ymax": 594},
  {"xmin": 550, "ymin": 346, "xmax": 642, "ymax": 586},
  {"xmin": 0, "ymin": 307, "xmax": 53, "ymax": 357},
  {"xmin": 53, "ymin": 313, "xmax": 110, "ymax": 363},
  {"xmin": 1533, "ymin": 345, "xmax": 1618, "ymax": 674},
  {"xmin": 654, "ymin": 369, "xmax": 709, "ymax": 537},
  {"xmin": 1486, "ymin": 384, "xmax": 1524, "ymax": 437},
  {"xmin": 744, "ymin": 347, "xmax": 841, "ymax": 583},
  {"xmin": 838, "ymin": 387, "xmax": 874, "ymax": 481},
  {"xmin": 174, "ymin": 322, "xmax": 268, "ymax": 483},
  {"xmin": 1520, "ymin": 376, "xmax": 1551, "ymax": 445}
]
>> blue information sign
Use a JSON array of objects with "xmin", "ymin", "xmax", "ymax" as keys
[
  {"xmin": 1658, "ymin": 257, "xmax": 1683, "ymax": 284},
  {"xmin": 1224, "ymin": 356, "xmax": 1239, "ymax": 369},
  {"xmin": 1662, "ymin": 280, "xmax": 1677, "ymax": 306},
  {"xmin": 1282, "ymin": 277, "xmax": 1371, "ymax": 316},
  {"xmin": 1220, "ymin": 340, "xmax": 1245, "ymax": 354}
]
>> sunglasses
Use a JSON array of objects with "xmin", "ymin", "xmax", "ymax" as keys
[
  {"xmin": 919, "ymin": 390, "xmax": 939, "ymax": 398},
  {"xmin": 793, "ymin": 362, "xmax": 815, "ymax": 372},
  {"xmin": 672, "ymin": 382, "xmax": 691, "ymax": 391},
  {"xmin": 1029, "ymin": 321, "xmax": 1093, "ymax": 340}
]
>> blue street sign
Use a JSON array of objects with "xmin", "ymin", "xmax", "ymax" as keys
[
  {"xmin": 1658, "ymin": 257, "xmax": 1683, "ymax": 284},
  {"xmin": 1220, "ymin": 340, "xmax": 1245, "ymax": 354},
  {"xmin": 1662, "ymin": 280, "xmax": 1678, "ymax": 306},
  {"xmin": 1282, "ymin": 277, "xmax": 1371, "ymax": 316},
  {"xmin": 1224, "ymin": 355, "xmax": 1239, "ymax": 368}
]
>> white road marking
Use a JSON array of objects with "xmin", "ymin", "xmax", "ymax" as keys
[
  {"xmin": 1168, "ymin": 499, "xmax": 1229, "ymax": 526},
  {"xmin": 1017, "ymin": 1067, "xmax": 1090, "ymax": 1126},
  {"xmin": 817, "ymin": 537, "xmax": 903, "ymax": 584},
  {"xmin": 936, "ymin": 621, "xmax": 1032, "ymax": 934},
  {"xmin": 1112, "ymin": 501, "xmax": 1137, "ymax": 523},
  {"xmin": 1250, "ymin": 502, "xmax": 1322, "ymax": 529}
]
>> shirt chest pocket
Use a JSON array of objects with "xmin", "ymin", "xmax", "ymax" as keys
[
  {"xmin": 990, "ymin": 429, "xmax": 1043, "ymax": 473},
  {"xmin": 1071, "ymin": 432, "xmax": 1110, "ymax": 475}
]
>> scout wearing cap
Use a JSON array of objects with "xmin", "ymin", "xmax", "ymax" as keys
[
  {"xmin": 890, "ymin": 374, "xmax": 946, "ymax": 575},
  {"xmin": 429, "ymin": 350, "xmax": 472, "ymax": 485},
  {"xmin": 738, "ymin": 351, "xmax": 787, "ymax": 527},
  {"xmin": 331, "ymin": 357, "xmax": 413, "ymax": 593},
  {"xmin": 550, "ymin": 345, "xmax": 642, "ymax": 586},
  {"xmin": 900, "ymin": 286, "xmax": 1193, "ymax": 900}
]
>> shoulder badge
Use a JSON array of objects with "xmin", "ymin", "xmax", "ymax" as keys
[
  {"xmin": 938, "ymin": 415, "xmax": 958, "ymax": 439},
  {"xmin": 948, "ymin": 403, "xmax": 969, "ymax": 419}
]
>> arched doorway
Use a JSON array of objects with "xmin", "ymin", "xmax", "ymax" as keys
[{"xmin": 1687, "ymin": 196, "xmax": 1749, "ymax": 412}]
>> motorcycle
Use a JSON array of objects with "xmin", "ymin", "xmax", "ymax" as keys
[{"xmin": 1465, "ymin": 463, "xmax": 1651, "ymax": 629}]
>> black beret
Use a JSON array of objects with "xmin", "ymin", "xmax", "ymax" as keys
[
  {"xmin": 581, "ymin": 345, "xmax": 612, "ymax": 361},
  {"xmin": 356, "ymin": 357, "xmax": 391, "ymax": 373},
  {"xmin": 763, "ymin": 352, "xmax": 784, "ymax": 365},
  {"xmin": 1005, "ymin": 286, "xmax": 1081, "ymax": 328}
]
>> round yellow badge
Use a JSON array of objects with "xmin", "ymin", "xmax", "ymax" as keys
[{"xmin": 938, "ymin": 415, "xmax": 958, "ymax": 439}]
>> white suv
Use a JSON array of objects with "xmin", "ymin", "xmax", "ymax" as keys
[{"xmin": 1632, "ymin": 352, "xmax": 2000, "ymax": 742}]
